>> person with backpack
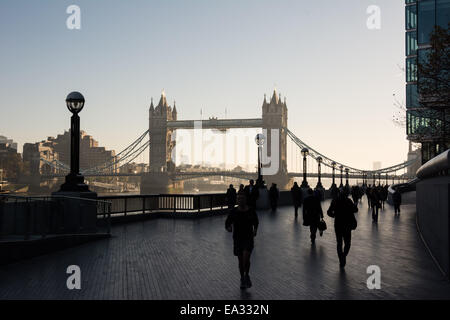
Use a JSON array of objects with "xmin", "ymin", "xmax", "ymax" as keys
[{"xmin": 327, "ymin": 189, "xmax": 358, "ymax": 268}]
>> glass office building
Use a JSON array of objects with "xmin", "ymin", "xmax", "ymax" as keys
[{"xmin": 405, "ymin": 0, "xmax": 450, "ymax": 163}]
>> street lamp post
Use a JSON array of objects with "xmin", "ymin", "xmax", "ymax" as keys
[
  {"xmin": 345, "ymin": 168, "xmax": 349, "ymax": 187},
  {"xmin": 339, "ymin": 165, "xmax": 344, "ymax": 188},
  {"xmin": 255, "ymin": 133, "xmax": 265, "ymax": 187},
  {"xmin": 378, "ymin": 172, "xmax": 381, "ymax": 186},
  {"xmin": 316, "ymin": 156, "xmax": 323, "ymax": 189},
  {"xmin": 58, "ymin": 92, "xmax": 91, "ymax": 193},
  {"xmin": 331, "ymin": 161, "xmax": 337, "ymax": 189},
  {"xmin": 385, "ymin": 173, "xmax": 388, "ymax": 185},
  {"xmin": 301, "ymin": 148, "xmax": 309, "ymax": 188}
]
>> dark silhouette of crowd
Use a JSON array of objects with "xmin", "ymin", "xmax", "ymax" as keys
[{"xmin": 225, "ymin": 179, "xmax": 400, "ymax": 289}]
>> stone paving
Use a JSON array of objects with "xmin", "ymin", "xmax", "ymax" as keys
[{"xmin": 1, "ymin": 198, "xmax": 449, "ymax": 299}]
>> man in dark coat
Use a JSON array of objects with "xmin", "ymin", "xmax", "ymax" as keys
[
  {"xmin": 303, "ymin": 188, "xmax": 324, "ymax": 244},
  {"xmin": 327, "ymin": 190, "xmax": 358, "ymax": 268},
  {"xmin": 225, "ymin": 191, "xmax": 259, "ymax": 289},
  {"xmin": 226, "ymin": 184, "xmax": 237, "ymax": 210},
  {"xmin": 244, "ymin": 179, "xmax": 259, "ymax": 209},
  {"xmin": 269, "ymin": 183, "xmax": 279, "ymax": 211},
  {"xmin": 392, "ymin": 189, "xmax": 402, "ymax": 215},
  {"xmin": 291, "ymin": 182, "xmax": 303, "ymax": 218}
]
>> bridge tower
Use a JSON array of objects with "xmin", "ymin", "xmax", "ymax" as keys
[
  {"xmin": 148, "ymin": 92, "xmax": 177, "ymax": 173},
  {"xmin": 142, "ymin": 92, "xmax": 179, "ymax": 194},
  {"xmin": 261, "ymin": 89, "xmax": 289, "ymax": 188}
]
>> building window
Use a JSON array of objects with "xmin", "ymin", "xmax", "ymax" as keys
[
  {"xmin": 406, "ymin": 84, "xmax": 419, "ymax": 108},
  {"xmin": 418, "ymin": 0, "xmax": 436, "ymax": 45},
  {"xmin": 406, "ymin": 57, "xmax": 418, "ymax": 82},
  {"xmin": 437, "ymin": 0, "xmax": 450, "ymax": 28},
  {"xmin": 406, "ymin": 31, "xmax": 418, "ymax": 56},
  {"xmin": 406, "ymin": 4, "xmax": 418, "ymax": 30}
]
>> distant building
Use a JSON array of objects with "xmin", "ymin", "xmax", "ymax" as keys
[
  {"xmin": 23, "ymin": 141, "xmax": 59, "ymax": 175},
  {"xmin": 373, "ymin": 161, "xmax": 382, "ymax": 171},
  {"xmin": 0, "ymin": 135, "xmax": 22, "ymax": 180},
  {"xmin": 23, "ymin": 130, "xmax": 117, "ymax": 175},
  {"xmin": 0, "ymin": 135, "xmax": 18, "ymax": 151}
]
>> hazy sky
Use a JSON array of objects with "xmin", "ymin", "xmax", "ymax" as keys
[{"xmin": 0, "ymin": 0, "xmax": 408, "ymax": 171}]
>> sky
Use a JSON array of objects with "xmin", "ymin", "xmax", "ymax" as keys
[{"xmin": 0, "ymin": 0, "xmax": 409, "ymax": 172}]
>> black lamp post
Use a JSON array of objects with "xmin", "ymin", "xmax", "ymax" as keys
[
  {"xmin": 331, "ymin": 161, "xmax": 337, "ymax": 189},
  {"xmin": 345, "ymin": 168, "xmax": 349, "ymax": 187},
  {"xmin": 385, "ymin": 173, "xmax": 388, "ymax": 185},
  {"xmin": 316, "ymin": 156, "xmax": 323, "ymax": 189},
  {"xmin": 59, "ymin": 92, "xmax": 90, "ymax": 192},
  {"xmin": 339, "ymin": 165, "xmax": 344, "ymax": 187},
  {"xmin": 378, "ymin": 172, "xmax": 381, "ymax": 186},
  {"xmin": 301, "ymin": 148, "xmax": 309, "ymax": 188},
  {"xmin": 255, "ymin": 133, "xmax": 265, "ymax": 187}
]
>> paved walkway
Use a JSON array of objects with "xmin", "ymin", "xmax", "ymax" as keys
[{"xmin": 1, "ymin": 198, "xmax": 449, "ymax": 299}]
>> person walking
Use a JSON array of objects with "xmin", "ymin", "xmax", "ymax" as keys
[
  {"xmin": 327, "ymin": 190, "xmax": 358, "ymax": 268},
  {"xmin": 269, "ymin": 183, "xmax": 279, "ymax": 211},
  {"xmin": 303, "ymin": 188, "xmax": 324, "ymax": 244},
  {"xmin": 225, "ymin": 191, "xmax": 259, "ymax": 289},
  {"xmin": 393, "ymin": 188, "xmax": 402, "ymax": 215},
  {"xmin": 226, "ymin": 184, "xmax": 237, "ymax": 210},
  {"xmin": 291, "ymin": 182, "xmax": 303, "ymax": 218},
  {"xmin": 366, "ymin": 186, "xmax": 372, "ymax": 209},
  {"xmin": 351, "ymin": 185, "xmax": 359, "ymax": 204},
  {"xmin": 370, "ymin": 187, "xmax": 381, "ymax": 222},
  {"xmin": 244, "ymin": 179, "xmax": 259, "ymax": 209}
]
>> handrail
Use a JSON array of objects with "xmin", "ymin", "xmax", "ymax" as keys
[
  {"xmin": 416, "ymin": 149, "xmax": 450, "ymax": 179},
  {"xmin": 0, "ymin": 194, "xmax": 112, "ymax": 206}
]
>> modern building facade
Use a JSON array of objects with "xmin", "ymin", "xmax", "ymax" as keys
[{"xmin": 405, "ymin": 0, "xmax": 450, "ymax": 163}]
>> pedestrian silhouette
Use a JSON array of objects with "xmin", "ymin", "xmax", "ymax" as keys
[
  {"xmin": 327, "ymin": 189, "xmax": 358, "ymax": 268},
  {"xmin": 225, "ymin": 191, "xmax": 259, "ymax": 289},
  {"xmin": 303, "ymin": 188, "xmax": 324, "ymax": 244},
  {"xmin": 226, "ymin": 184, "xmax": 237, "ymax": 210},
  {"xmin": 393, "ymin": 188, "xmax": 402, "ymax": 215},
  {"xmin": 291, "ymin": 182, "xmax": 303, "ymax": 218},
  {"xmin": 244, "ymin": 179, "xmax": 259, "ymax": 210},
  {"xmin": 269, "ymin": 183, "xmax": 279, "ymax": 211},
  {"xmin": 370, "ymin": 188, "xmax": 381, "ymax": 222}
]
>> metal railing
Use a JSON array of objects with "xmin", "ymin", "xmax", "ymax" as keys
[
  {"xmin": 98, "ymin": 193, "xmax": 228, "ymax": 217},
  {"xmin": 0, "ymin": 194, "xmax": 111, "ymax": 241}
]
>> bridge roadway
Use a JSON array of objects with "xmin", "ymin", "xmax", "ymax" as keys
[
  {"xmin": 1, "ymin": 199, "xmax": 449, "ymax": 299},
  {"xmin": 40, "ymin": 171, "xmax": 414, "ymax": 181}
]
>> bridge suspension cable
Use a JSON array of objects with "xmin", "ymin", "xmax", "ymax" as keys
[{"xmin": 285, "ymin": 128, "xmax": 416, "ymax": 175}]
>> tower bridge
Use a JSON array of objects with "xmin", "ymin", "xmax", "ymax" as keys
[
  {"xmin": 143, "ymin": 89, "xmax": 289, "ymax": 193},
  {"xmin": 38, "ymin": 89, "xmax": 418, "ymax": 193}
]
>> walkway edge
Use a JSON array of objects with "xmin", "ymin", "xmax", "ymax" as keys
[{"xmin": 415, "ymin": 213, "xmax": 449, "ymax": 281}]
